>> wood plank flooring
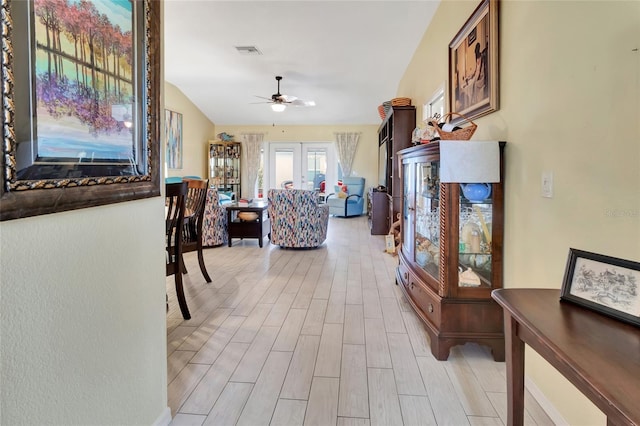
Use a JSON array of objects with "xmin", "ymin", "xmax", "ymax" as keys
[{"xmin": 167, "ymin": 216, "xmax": 554, "ymax": 426}]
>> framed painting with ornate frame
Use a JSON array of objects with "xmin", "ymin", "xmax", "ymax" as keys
[
  {"xmin": 448, "ymin": 0, "xmax": 499, "ymax": 125},
  {"xmin": 1, "ymin": 0, "xmax": 161, "ymax": 221}
]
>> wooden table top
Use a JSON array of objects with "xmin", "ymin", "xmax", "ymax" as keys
[{"xmin": 225, "ymin": 202, "xmax": 268, "ymax": 211}]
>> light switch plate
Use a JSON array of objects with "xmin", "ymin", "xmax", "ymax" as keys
[{"xmin": 541, "ymin": 171, "xmax": 553, "ymax": 198}]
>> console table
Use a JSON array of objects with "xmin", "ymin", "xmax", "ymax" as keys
[{"xmin": 491, "ymin": 288, "xmax": 640, "ymax": 426}]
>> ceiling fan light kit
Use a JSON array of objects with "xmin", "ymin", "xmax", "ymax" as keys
[{"xmin": 271, "ymin": 103, "xmax": 286, "ymax": 112}]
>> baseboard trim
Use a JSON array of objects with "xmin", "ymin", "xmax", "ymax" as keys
[
  {"xmin": 525, "ymin": 376, "xmax": 568, "ymax": 426},
  {"xmin": 153, "ymin": 407, "xmax": 172, "ymax": 426}
]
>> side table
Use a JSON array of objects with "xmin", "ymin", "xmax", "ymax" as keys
[{"xmin": 226, "ymin": 202, "xmax": 270, "ymax": 248}]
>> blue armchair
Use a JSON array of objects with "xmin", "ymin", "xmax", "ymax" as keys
[
  {"xmin": 326, "ymin": 177, "xmax": 365, "ymax": 217},
  {"xmin": 267, "ymin": 189, "xmax": 329, "ymax": 248}
]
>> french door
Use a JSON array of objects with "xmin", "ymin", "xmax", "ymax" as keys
[{"xmin": 267, "ymin": 142, "xmax": 336, "ymax": 192}]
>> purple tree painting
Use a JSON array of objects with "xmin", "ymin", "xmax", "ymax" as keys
[{"xmin": 34, "ymin": 0, "xmax": 135, "ymax": 161}]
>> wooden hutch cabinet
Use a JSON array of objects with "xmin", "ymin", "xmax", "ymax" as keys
[
  {"xmin": 208, "ymin": 141, "xmax": 241, "ymax": 197},
  {"xmin": 377, "ymin": 106, "xmax": 416, "ymax": 226},
  {"xmin": 396, "ymin": 142, "xmax": 506, "ymax": 361}
]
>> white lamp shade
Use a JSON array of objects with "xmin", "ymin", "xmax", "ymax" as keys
[
  {"xmin": 271, "ymin": 103, "xmax": 286, "ymax": 112},
  {"xmin": 439, "ymin": 141, "xmax": 500, "ymax": 183}
]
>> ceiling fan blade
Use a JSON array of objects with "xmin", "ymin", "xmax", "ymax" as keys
[
  {"xmin": 290, "ymin": 99, "xmax": 316, "ymax": 107},
  {"xmin": 252, "ymin": 76, "xmax": 313, "ymax": 108}
]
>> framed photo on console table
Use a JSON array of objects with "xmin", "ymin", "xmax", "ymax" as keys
[
  {"xmin": 0, "ymin": 0, "xmax": 161, "ymax": 221},
  {"xmin": 448, "ymin": 0, "xmax": 499, "ymax": 125},
  {"xmin": 561, "ymin": 248, "xmax": 640, "ymax": 327}
]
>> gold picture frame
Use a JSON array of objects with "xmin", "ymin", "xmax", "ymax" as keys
[
  {"xmin": 448, "ymin": 0, "xmax": 499, "ymax": 125},
  {"xmin": 1, "ymin": 0, "xmax": 161, "ymax": 221}
]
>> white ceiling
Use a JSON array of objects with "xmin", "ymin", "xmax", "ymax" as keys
[{"xmin": 164, "ymin": 1, "xmax": 440, "ymax": 126}]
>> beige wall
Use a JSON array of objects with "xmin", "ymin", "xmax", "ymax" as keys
[
  {"xmin": 215, "ymin": 125, "xmax": 379, "ymax": 199},
  {"xmin": 399, "ymin": 0, "xmax": 640, "ymax": 424},
  {"xmin": 164, "ymin": 82, "xmax": 217, "ymax": 179},
  {"xmin": 0, "ymin": 199, "xmax": 168, "ymax": 424}
]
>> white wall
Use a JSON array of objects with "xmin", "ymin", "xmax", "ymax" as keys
[{"xmin": 399, "ymin": 1, "xmax": 640, "ymax": 424}]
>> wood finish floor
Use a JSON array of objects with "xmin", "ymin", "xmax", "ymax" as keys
[{"xmin": 167, "ymin": 216, "xmax": 554, "ymax": 426}]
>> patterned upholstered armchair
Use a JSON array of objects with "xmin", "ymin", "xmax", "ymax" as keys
[
  {"xmin": 202, "ymin": 187, "xmax": 228, "ymax": 247},
  {"xmin": 326, "ymin": 177, "xmax": 366, "ymax": 217},
  {"xmin": 267, "ymin": 189, "xmax": 329, "ymax": 248}
]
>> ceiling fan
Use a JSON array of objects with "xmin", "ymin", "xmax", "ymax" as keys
[{"xmin": 253, "ymin": 76, "xmax": 316, "ymax": 112}]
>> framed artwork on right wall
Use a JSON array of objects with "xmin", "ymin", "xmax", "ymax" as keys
[{"xmin": 448, "ymin": 0, "xmax": 499, "ymax": 125}]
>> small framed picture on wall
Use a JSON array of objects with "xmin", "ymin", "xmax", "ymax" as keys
[{"xmin": 165, "ymin": 109, "xmax": 183, "ymax": 170}]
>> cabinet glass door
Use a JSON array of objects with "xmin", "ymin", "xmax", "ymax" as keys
[
  {"xmin": 415, "ymin": 160, "xmax": 440, "ymax": 280},
  {"xmin": 209, "ymin": 143, "xmax": 225, "ymax": 188},
  {"xmin": 402, "ymin": 162, "xmax": 414, "ymax": 257},
  {"xmin": 224, "ymin": 143, "xmax": 241, "ymax": 190},
  {"xmin": 458, "ymin": 191, "xmax": 493, "ymax": 288}
]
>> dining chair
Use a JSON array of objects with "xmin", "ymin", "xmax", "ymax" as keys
[
  {"xmin": 166, "ymin": 181, "xmax": 191, "ymax": 320},
  {"xmin": 181, "ymin": 178, "xmax": 212, "ymax": 283}
]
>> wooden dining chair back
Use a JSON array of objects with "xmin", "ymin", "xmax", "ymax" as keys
[
  {"xmin": 181, "ymin": 178, "xmax": 212, "ymax": 283},
  {"xmin": 166, "ymin": 181, "xmax": 190, "ymax": 320}
]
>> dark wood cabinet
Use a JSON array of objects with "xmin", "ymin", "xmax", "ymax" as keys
[
  {"xmin": 378, "ymin": 106, "xmax": 416, "ymax": 222},
  {"xmin": 396, "ymin": 142, "xmax": 506, "ymax": 361},
  {"xmin": 368, "ymin": 188, "xmax": 390, "ymax": 235}
]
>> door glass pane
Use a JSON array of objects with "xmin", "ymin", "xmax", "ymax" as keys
[
  {"xmin": 415, "ymin": 160, "xmax": 440, "ymax": 280},
  {"xmin": 402, "ymin": 163, "xmax": 412, "ymax": 254},
  {"xmin": 275, "ymin": 149, "xmax": 294, "ymax": 189},
  {"xmin": 258, "ymin": 148, "xmax": 264, "ymax": 198},
  {"xmin": 459, "ymin": 193, "xmax": 493, "ymax": 287},
  {"xmin": 306, "ymin": 149, "xmax": 327, "ymax": 191}
]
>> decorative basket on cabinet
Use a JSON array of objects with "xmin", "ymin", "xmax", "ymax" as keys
[{"xmin": 429, "ymin": 112, "xmax": 478, "ymax": 140}]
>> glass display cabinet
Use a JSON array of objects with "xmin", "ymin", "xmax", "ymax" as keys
[
  {"xmin": 208, "ymin": 141, "xmax": 241, "ymax": 197},
  {"xmin": 397, "ymin": 141, "xmax": 506, "ymax": 361}
]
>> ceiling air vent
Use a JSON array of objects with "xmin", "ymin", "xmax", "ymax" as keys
[{"xmin": 235, "ymin": 46, "xmax": 262, "ymax": 56}]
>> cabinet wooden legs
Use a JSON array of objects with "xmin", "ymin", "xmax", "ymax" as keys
[{"xmin": 427, "ymin": 332, "xmax": 505, "ymax": 362}]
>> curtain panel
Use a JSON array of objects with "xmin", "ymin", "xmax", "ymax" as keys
[
  {"xmin": 334, "ymin": 132, "xmax": 360, "ymax": 177},
  {"xmin": 241, "ymin": 133, "xmax": 264, "ymax": 198}
]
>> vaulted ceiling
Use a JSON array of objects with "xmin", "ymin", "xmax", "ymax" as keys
[{"xmin": 163, "ymin": 1, "xmax": 439, "ymax": 126}]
